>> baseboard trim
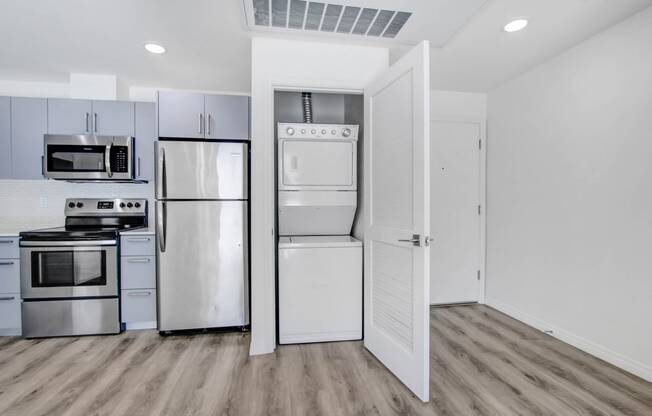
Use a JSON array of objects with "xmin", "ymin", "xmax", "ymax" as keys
[{"xmin": 485, "ymin": 297, "xmax": 652, "ymax": 383}]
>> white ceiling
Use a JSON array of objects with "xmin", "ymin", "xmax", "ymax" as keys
[{"xmin": 0, "ymin": 0, "xmax": 650, "ymax": 93}]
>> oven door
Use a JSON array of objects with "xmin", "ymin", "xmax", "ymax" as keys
[
  {"xmin": 20, "ymin": 240, "xmax": 118, "ymax": 299},
  {"xmin": 43, "ymin": 135, "xmax": 134, "ymax": 180}
]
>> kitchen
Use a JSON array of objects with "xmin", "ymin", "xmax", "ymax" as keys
[{"xmin": 1, "ymin": 1, "xmax": 652, "ymax": 415}]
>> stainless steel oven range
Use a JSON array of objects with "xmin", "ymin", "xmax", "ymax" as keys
[{"xmin": 19, "ymin": 198, "xmax": 147, "ymax": 338}]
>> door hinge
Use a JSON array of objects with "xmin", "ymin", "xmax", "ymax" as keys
[
  {"xmin": 477, "ymin": 270, "xmax": 481, "ymax": 280},
  {"xmin": 478, "ymin": 205, "xmax": 481, "ymax": 215},
  {"xmin": 479, "ymin": 139, "xmax": 482, "ymax": 150}
]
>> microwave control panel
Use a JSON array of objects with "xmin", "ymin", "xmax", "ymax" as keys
[{"xmin": 110, "ymin": 146, "xmax": 130, "ymax": 173}]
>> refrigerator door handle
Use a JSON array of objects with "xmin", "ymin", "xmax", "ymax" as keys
[
  {"xmin": 156, "ymin": 144, "xmax": 167, "ymax": 199},
  {"xmin": 157, "ymin": 202, "xmax": 167, "ymax": 253}
]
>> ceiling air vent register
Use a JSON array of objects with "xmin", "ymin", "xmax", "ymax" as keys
[{"xmin": 252, "ymin": 0, "xmax": 412, "ymax": 38}]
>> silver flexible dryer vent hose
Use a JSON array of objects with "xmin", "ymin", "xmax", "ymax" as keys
[{"xmin": 302, "ymin": 92, "xmax": 313, "ymax": 123}]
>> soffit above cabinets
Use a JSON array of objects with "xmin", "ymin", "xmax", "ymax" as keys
[{"xmin": 242, "ymin": 0, "xmax": 488, "ymax": 47}]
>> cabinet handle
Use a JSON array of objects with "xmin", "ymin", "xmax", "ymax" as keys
[
  {"xmin": 137, "ymin": 157, "xmax": 141, "ymax": 178},
  {"xmin": 0, "ymin": 296, "xmax": 15, "ymax": 301},
  {"xmin": 94, "ymin": 113, "xmax": 98, "ymax": 133},
  {"xmin": 207, "ymin": 114, "xmax": 211, "ymax": 136},
  {"xmin": 0, "ymin": 240, "xmax": 14, "ymax": 244},
  {"xmin": 198, "ymin": 113, "xmax": 203, "ymax": 134},
  {"xmin": 127, "ymin": 291, "xmax": 151, "ymax": 297},
  {"xmin": 127, "ymin": 258, "xmax": 151, "ymax": 263},
  {"xmin": 0, "ymin": 261, "xmax": 15, "ymax": 265},
  {"xmin": 85, "ymin": 112, "xmax": 90, "ymax": 132},
  {"xmin": 127, "ymin": 237, "xmax": 151, "ymax": 242}
]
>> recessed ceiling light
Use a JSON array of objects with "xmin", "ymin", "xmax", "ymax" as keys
[
  {"xmin": 504, "ymin": 18, "xmax": 528, "ymax": 33},
  {"xmin": 144, "ymin": 43, "xmax": 166, "ymax": 54}
]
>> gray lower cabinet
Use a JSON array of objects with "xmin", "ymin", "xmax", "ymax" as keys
[
  {"xmin": 11, "ymin": 97, "xmax": 47, "ymax": 179},
  {"xmin": 205, "ymin": 95, "xmax": 250, "ymax": 140},
  {"xmin": 120, "ymin": 234, "xmax": 156, "ymax": 329},
  {"xmin": 157, "ymin": 91, "xmax": 205, "ymax": 139},
  {"xmin": 47, "ymin": 98, "xmax": 93, "ymax": 134},
  {"xmin": 0, "ymin": 237, "xmax": 21, "ymax": 336},
  {"xmin": 135, "ymin": 102, "xmax": 156, "ymax": 180},
  {"xmin": 0, "ymin": 97, "xmax": 10, "ymax": 178}
]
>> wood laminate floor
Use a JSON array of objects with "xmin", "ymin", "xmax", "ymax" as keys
[{"xmin": 0, "ymin": 305, "xmax": 650, "ymax": 416}]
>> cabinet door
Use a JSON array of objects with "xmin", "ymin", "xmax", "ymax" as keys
[
  {"xmin": 204, "ymin": 95, "xmax": 250, "ymax": 140},
  {"xmin": 157, "ymin": 91, "xmax": 204, "ymax": 139},
  {"xmin": 134, "ymin": 102, "xmax": 156, "ymax": 180},
  {"xmin": 92, "ymin": 100, "xmax": 135, "ymax": 136},
  {"xmin": 0, "ymin": 97, "xmax": 10, "ymax": 178},
  {"xmin": 11, "ymin": 97, "xmax": 47, "ymax": 179},
  {"xmin": 47, "ymin": 98, "xmax": 92, "ymax": 134}
]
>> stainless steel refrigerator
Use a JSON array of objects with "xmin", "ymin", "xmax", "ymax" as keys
[{"xmin": 155, "ymin": 140, "xmax": 249, "ymax": 332}]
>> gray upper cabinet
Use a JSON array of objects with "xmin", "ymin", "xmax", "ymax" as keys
[
  {"xmin": 157, "ymin": 91, "xmax": 205, "ymax": 139},
  {"xmin": 11, "ymin": 97, "xmax": 47, "ymax": 179},
  {"xmin": 91, "ymin": 101, "xmax": 135, "ymax": 136},
  {"xmin": 157, "ymin": 92, "xmax": 250, "ymax": 140},
  {"xmin": 204, "ymin": 95, "xmax": 250, "ymax": 140},
  {"xmin": 47, "ymin": 98, "xmax": 92, "ymax": 134},
  {"xmin": 135, "ymin": 102, "xmax": 156, "ymax": 181},
  {"xmin": 0, "ymin": 97, "xmax": 10, "ymax": 178},
  {"xmin": 48, "ymin": 99, "xmax": 134, "ymax": 136}
]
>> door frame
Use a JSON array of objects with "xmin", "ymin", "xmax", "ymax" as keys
[
  {"xmin": 250, "ymin": 77, "xmax": 364, "ymax": 356},
  {"xmin": 430, "ymin": 116, "xmax": 487, "ymax": 304}
]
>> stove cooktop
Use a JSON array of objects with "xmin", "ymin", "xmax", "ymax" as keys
[{"xmin": 19, "ymin": 225, "xmax": 146, "ymax": 241}]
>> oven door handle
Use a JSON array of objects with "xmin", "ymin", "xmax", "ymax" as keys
[
  {"xmin": 105, "ymin": 143, "xmax": 113, "ymax": 178},
  {"xmin": 20, "ymin": 240, "xmax": 117, "ymax": 247},
  {"xmin": 157, "ymin": 202, "xmax": 166, "ymax": 253}
]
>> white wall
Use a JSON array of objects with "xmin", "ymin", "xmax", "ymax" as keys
[
  {"xmin": 486, "ymin": 6, "xmax": 652, "ymax": 381},
  {"xmin": 250, "ymin": 37, "xmax": 388, "ymax": 355}
]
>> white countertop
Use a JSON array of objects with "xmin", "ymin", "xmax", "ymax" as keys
[
  {"xmin": 120, "ymin": 227, "xmax": 154, "ymax": 236},
  {"xmin": 0, "ymin": 231, "xmax": 21, "ymax": 238}
]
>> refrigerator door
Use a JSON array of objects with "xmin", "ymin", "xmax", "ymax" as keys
[
  {"xmin": 156, "ymin": 141, "xmax": 247, "ymax": 200},
  {"xmin": 156, "ymin": 200, "xmax": 248, "ymax": 331}
]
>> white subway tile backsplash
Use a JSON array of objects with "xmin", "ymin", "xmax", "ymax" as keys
[{"xmin": 0, "ymin": 180, "xmax": 155, "ymax": 231}]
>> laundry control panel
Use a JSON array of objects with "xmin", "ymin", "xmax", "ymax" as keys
[{"xmin": 278, "ymin": 123, "xmax": 359, "ymax": 140}]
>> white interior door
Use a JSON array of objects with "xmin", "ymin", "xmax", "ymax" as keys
[
  {"xmin": 363, "ymin": 41, "xmax": 430, "ymax": 402},
  {"xmin": 430, "ymin": 121, "xmax": 482, "ymax": 305}
]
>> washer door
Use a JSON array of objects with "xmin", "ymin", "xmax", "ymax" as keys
[{"xmin": 279, "ymin": 139, "xmax": 357, "ymax": 191}]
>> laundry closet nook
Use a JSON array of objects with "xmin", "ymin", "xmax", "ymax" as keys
[{"xmin": 273, "ymin": 90, "xmax": 364, "ymax": 344}]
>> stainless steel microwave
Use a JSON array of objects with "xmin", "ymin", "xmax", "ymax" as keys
[{"xmin": 43, "ymin": 135, "xmax": 134, "ymax": 180}]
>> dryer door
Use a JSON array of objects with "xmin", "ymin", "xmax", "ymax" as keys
[{"xmin": 279, "ymin": 139, "xmax": 357, "ymax": 191}]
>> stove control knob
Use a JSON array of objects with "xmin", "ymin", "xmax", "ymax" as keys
[
  {"xmin": 321, "ymin": 129, "xmax": 327, "ymax": 135},
  {"xmin": 286, "ymin": 127, "xmax": 295, "ymax": 136},
  {"xmin": 301, "ymin": 129, "xmax": 306, "ymax": 134},
  {"xmin": 76, "ymin": 202, "xmax": 84, "ymax": 208},
  {"xmin": 331, "ymin": 129, "xmax": 337, "ymax": 135},
  {"xmin": 342, "ymin": 128, "xmax": 352, "ymax": 138},
  {"xmin": 127, "ymin": 202, "xmax": 133, "ymax": 208},
  {"xmin": 311, "ymin": 129, "xmax": 316, "ymax": 134},
  {"xmin": 68, "ymin": 202, "xmax": 75, "ymax": 208},
  {"xmin": 134, "ymin": 202, "xmax": 141, "ymax": 208},
  {"xmin": 119, "ymin": 202, "xmax": 126, "ymax": 208}
]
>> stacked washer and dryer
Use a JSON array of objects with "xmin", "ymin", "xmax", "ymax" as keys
[{"xmin": 277, "ymin": 122, "xmax": 363, "ymax": 344}]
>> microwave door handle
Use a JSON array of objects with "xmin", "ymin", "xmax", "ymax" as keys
[{"xmin": 105, "ymin": 143, "xmax": 113, "ymax": 178}]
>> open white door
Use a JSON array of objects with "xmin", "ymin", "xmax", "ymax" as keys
[{"xmin": 363, "ymin": 41, "xmax": 430, "ymax": 402}]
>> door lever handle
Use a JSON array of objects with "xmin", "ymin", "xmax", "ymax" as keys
[{"xmin": 398, "ymin": 234, "xmax": 421, "ymax": 247}]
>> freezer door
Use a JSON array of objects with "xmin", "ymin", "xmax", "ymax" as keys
[
  {"xmin": 156, "ymin": 141, "xmax": 247, "ymax": 200},
  {"xmin": 156, "ymin": 200, "xmax": 248, "ymax": 331}
]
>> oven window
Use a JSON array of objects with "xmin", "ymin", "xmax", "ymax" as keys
[
  {"xmin": 31, "ymin": 251, "xmax": 106, "ymax": 287},
  {"xmin": 47, "ymin": 145, "xmax": 106, "ymax": 172}
]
